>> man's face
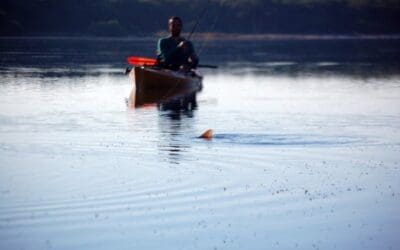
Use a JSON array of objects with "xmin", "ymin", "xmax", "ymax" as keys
[{"xmin": 169, "ymin": 19, "xmax": 182, "ymax": 37}]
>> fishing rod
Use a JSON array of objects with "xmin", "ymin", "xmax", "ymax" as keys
[
  {"xmin": 186, "ymin": 0, "xmax": 219, "ymax": 68},
  {"xmin": 187, "ymin": 0, "xmax": 211, "ymax": 41}
]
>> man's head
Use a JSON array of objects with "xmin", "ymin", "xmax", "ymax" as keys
[{"xmin": 168, "ymin": 16, "xmax": 182, "ymax": 37}]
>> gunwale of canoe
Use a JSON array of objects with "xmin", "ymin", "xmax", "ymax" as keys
[{"xmin": 130, "ymin": 66, "xmax": 202, "ymax": 91}]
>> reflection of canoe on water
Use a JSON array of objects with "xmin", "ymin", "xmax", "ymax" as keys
[{"xmin": 128, "ymin": 66, "xmax": 203, "ymax": 108}]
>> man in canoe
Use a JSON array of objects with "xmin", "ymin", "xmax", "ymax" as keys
[{"xmin": 157, "ymin": 16, "xmax": 199, "ymax": 71}]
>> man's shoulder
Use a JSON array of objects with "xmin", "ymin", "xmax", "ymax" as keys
[
  {"xmin": 159, "ymin": 36, "xmax": 189, "ymax": 42},
  {"xmin": 157, "ymin": 36, "xmax": 169, "ymax": 44},
  {"xmin": 158, "ymin": 36, "xmax": 174, "ymax": 42}
]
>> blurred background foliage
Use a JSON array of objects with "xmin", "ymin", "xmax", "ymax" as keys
[{"xmin": 1, "ymin": 0, "xmax": 399, "ymax": 36}]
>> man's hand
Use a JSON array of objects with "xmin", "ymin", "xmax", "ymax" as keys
[{"xmin": 178, "ymin": 41, "xmax": 189, "ymax": 52}]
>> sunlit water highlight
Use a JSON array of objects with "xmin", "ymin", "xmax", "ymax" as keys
[{"xmin": 1, "ymin": 38, "xmax": 400, "ymax": 250}]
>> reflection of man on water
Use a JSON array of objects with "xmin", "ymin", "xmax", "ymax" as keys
[{"xmin": 157, "ymin": 16, "xmax": 199, "ymax": 71}]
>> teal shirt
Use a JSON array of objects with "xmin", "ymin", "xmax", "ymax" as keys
[{"xmin": 157, "ymin": 36, "xmax": 197, "ymax": 70}]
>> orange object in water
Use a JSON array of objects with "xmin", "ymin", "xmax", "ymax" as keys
[
  {"xmin": 199, "ymin": 129, "xmax": 213, "ymax": 139},
  {"xmin": 127, "ymin": 57, "xmax": 157, "ymax": 66}
]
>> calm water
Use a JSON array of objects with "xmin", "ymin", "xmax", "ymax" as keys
[{"xmin": 1, "ymin": 37, "xmax": 400, "ymax": 250}]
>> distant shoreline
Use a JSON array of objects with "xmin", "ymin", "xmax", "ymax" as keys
[
  {"xmin": 189, "ymin": 33, "xmax": 400, "ymax": 41},
  {"xmin": 1, "ymin": 33, "xmax": 400, "ymax": 41}
]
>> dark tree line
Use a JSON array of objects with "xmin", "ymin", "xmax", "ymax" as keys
[{"xmin": 1, "ymin": 0, "xmax": 399, "ymax": 36}]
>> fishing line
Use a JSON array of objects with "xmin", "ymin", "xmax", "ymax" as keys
[{"xmin": 197, "ymin": 14, "xmax": 219, "ymax": 57}]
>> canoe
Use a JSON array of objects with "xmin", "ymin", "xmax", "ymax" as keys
[
  {"xmin": 128, "ymin": 66, "xmax": 203, "ymax": 108},
  {"xmin": 130, "ymin": 66, "xmax": 202, "ymax": 91}
]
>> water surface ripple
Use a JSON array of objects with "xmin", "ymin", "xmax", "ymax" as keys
[{"xmin": 1, "ymin": 38, "xmax": 400, "ymax": 250}]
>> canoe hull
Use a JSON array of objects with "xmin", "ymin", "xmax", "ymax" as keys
[{"xmin": 129, "ymin": 66, "xmax": 202, "ymax": 107}]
